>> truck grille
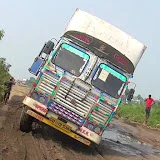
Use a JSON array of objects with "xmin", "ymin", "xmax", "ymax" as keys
[
  {"xmin": 90, "ymin": 102, "xmax": 113, "ymax": 125},
  {"xmin": 37, "ymin": 70, "xmax": 113, "ymax": 126},
  {"xmin": 56, "ymin": 82, "xmax": 95, "ymax": 117},
  {"xmin": 37, "ymin": 72, "xmax": 59, "ymax": 95}
]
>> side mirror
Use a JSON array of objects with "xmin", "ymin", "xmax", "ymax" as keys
[
  {"xmin": 42, "ymin": 41, "xmax": 55, "ymax": 55},
  {"xmin": 28, "ymin": 40, "xmax": 55, "ymax": 76},
  {"xmin": 28, "ymin": 57, "xmax": 44, "ymax": 76},
  {"xmin": 127, "ymin": 88, "xmax": 135, "ymax": 101}
]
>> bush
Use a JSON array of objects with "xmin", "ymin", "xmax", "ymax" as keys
[{"xmin": 0, "ymin": 58, "xmax": 11, "ymax": 102}]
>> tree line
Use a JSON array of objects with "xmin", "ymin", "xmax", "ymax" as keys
[{"xmin": 0, "ymin": 30, "xmax": 12, "ymax": 101}]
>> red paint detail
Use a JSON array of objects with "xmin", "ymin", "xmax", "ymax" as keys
[
  {"xmin": 114, "ymin": 54, "xmax": 128, "ymax": 66},
  {"xmin": 54, "ymin": 86, "xmax": 57, "ymax": 90},
  {"xmin": 111, "ymin": 107, "xmax": 115, "ymax": 111},
  {"xmin": 94, "ymin": 95, "xmax": 99, "ymax": 100},
  {"xmin": 127, "ymin": 81, "xmax": 130, "ymax": 85},
  {"xmin": 35, "ymin": 114, "xmax": 44, "ymax": 121},
  {"xmin": 74, "ymin": 34, "xmax": 91, "ymax": 44},
  {"xmin": 49, "ymin": 96, "xmax": 53, "ymax": 100},
  {"xmin": 79, "ymin": 128, "xmax": 89, "ymax": 136},
  {"xmin": 94, "ymin": 103, "xmax": 98, "ymax": 107},
  {"xmin": 121, "ymin": 95, "xmax": 124, "ymax": 98},
  {"xmin": 32, "ymin": 82, "xmax": 37, "ymax": 87},
  {"xmin": 61, "ymin": 77, "xmax": 67, "ymax": 82},
  {"xmin": 35, "ymin": 105, "xmax": 47, "ymax": 113},
  {"xmin": 30, "ymin": 112, "xmax": 44, "ymax": 121}
]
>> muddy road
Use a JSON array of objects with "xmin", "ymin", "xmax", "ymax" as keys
[{"xmin": 0, "ymin": 85, "xmax": 160, "ymax": 160}]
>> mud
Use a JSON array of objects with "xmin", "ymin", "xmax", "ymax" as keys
[{"xmin": 0, "ymin": 85, "xmax": 160, "ymax": 160}]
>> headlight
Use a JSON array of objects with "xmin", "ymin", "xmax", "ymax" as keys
[
  {"xmin": 32, "ymin": 92, "xmax": 38, "ymax": 100},
  {"xmin": 39, "ymin": 96, "xmax": 45, "ymax": 103},
  {"xmin": 88, "ymin": 124, "xmax": 94, "ymax": 130},
  {"xmin": 94, "ymin": 127, "xmax": 101, "ymax": 134}
]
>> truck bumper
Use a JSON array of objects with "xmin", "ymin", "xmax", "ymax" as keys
[
  {"xmin": 23, "ymin": 96, "xmax": 101, "ymax": 145},
  {"xmin": 23, "ymin": 96, "xmax": 91, "ymax": 145},
  {"xmin": 26, "ymin": 109, "xmax": 91, "ymax": 146}
]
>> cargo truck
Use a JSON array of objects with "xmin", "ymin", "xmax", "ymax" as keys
[{"xmin": 20, "ymin": 9, "xmax": 147, "ymax": 146}]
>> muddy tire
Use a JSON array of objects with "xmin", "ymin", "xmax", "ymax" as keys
[
  {"xmin": 20, "ymin": 106, "xmax": 33, "ymax": 132},
  {"xmin": 90, "ymin": 142, "xmax": 97, "ymax": 148}
]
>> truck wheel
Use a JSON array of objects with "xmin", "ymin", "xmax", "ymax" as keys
[
  {"xmin": 20, "ymin": 106, "xmax": 33, "ymax": 132},
  {"xmin": 90, "ymin": 142, "xmax": 98, "ymax": 149}
]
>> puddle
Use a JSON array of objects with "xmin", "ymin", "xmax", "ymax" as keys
[
  {"xmin": 102, "ymin": 124, "xmax": 160, "ymax": 156},
  {"xmin": 103, "ymin": 124, "xmax": 140, "ymax": 145}
]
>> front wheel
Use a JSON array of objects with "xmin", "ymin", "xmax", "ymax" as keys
[{"xmin": 20, "ymin": 106, "xmax": 33, "ymax": 132}]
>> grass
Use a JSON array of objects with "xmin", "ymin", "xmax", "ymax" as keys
[{"xmin": 116, "ymin": 103, "xmax": 160, "ymax": 128}]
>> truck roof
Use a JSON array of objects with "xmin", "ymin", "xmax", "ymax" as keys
[{"xmin": 63, "ymin": 9, "xmax": 147, "ymax": 74}]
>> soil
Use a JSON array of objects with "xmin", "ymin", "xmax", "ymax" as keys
[{"xmin": 0, "ymin": 85, "xmax": 160, "ymax": 160}]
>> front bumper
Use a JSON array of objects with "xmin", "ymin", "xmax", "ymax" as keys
[
  {"xmin": 23, "ymin": 96, "xmax": 101, "ymax": 145},
  {"xmin": 26, "ymin": 109, "xmax": 91, "ymax": 146}
]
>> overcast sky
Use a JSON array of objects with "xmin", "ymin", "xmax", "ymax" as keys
[{"xmin": 0, "ymin": 0, "xmax": 160, "ymax": 99}]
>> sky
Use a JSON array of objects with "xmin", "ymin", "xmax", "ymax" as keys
[{"xmin": 0, "ymin": 0, "xmax": 160, "ymax": 99}]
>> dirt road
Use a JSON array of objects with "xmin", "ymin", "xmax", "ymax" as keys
[{"xmin": 0, "ymin": 85, "xmax": 160, "ymax": 160}]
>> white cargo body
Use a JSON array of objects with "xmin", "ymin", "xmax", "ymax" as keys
[{"xmin": 64, "ymin": 9, "xmax": 147, "ymax": 72}]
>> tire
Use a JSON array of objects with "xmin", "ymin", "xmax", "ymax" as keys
[
  {"xmin": 20, "ymin": 106, "xmax": 33, "ymax": 132},
  {"xmin": 90, "ymin": 142, "xmax": 97, "ymax": 148}
]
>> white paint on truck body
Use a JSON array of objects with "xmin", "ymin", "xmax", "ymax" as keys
[{"xmin": 64, "ymin": 9, "xmax": 147, "ymax": 70}]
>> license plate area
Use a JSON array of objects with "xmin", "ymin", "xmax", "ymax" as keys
[
  {"xmin": 27, "ymin": 110, "xmax": 91, "ymax": 146},
  {"xmin": 58, "ymin": 117, "xmax": 67, "ymax": 123},
  {"xmin": 49, "ymin": 117, "xmax": 71, "ymax": 132}
]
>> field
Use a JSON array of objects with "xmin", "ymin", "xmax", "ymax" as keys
[{"xmin": 117, "ymin": 103, "xmax": 160, "ymax": 128}]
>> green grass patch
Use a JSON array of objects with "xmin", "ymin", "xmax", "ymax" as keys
[
  {"xmin": 148, "ymin": 106, "xmax": 160, "ymax": 128},
  {"xmin": 116, "ymin": 103, "xmax": 160, "ymax": 128}
]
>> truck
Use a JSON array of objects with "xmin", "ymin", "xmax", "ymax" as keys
[{"xmin": 19, "ymin": 9, "xmax": 147, "ymax": 146}]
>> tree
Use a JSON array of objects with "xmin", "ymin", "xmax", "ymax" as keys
[
  {"xmin": 136, "ymin": 94, "xmax": 144, "ymax": 104},
  {"xmin": 0, "ymin": 58, "xmax": 11, "ymax": 101},
  {"xmin": 0, "ymin": 30, "xmax": 5, "ymax": 40},
  {"xmin": 137, "ymin": 94, "xmax": 142, "ymax": 100},
  {"xmin": 0, "ymin": 30, "xmax": 10, "ymax": 101},
  {"xmin": 26, "ymin": 77, "xmax": 36, "ymax": 88}
]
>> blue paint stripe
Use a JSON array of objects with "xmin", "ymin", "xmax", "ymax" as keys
[
  {"xmin": 62, "ymin": 43, "xmax": 90, "ymax": 60},
  {"xmin": 39, "ymin": 71, "xmax": 43, "ymax": 77},
  {"xmin": 68, "ymin": 42, "xmax": 88, "ymax": 54}
]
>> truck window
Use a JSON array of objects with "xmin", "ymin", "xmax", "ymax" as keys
[
  {"xmin": 52, "ymin": 43, "xmax": 90, "ymax": 77},
  {"xmin": 92, "ymin": 64, "xmax": 127, "ymax": 98}
]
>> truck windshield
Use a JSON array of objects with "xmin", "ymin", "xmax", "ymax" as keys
[
  {"xmin": 52, "ymin": 43, "xmax": 90, "ymax": 77},
  {"xmin": 92, "ymin": 64, "xmax": 127, "ymax": 99}
]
